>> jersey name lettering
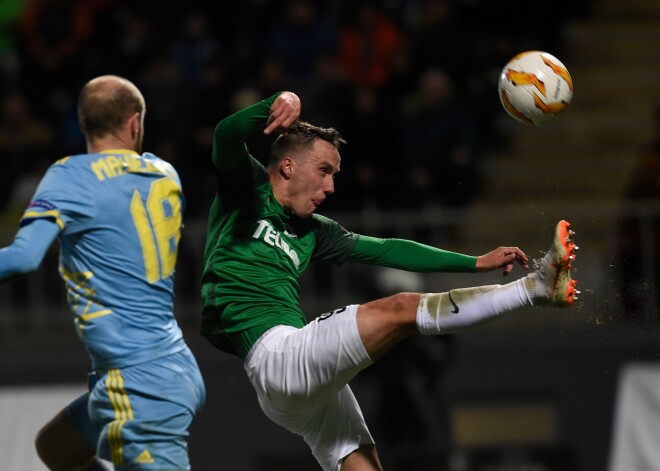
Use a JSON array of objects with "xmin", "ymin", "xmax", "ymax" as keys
[
  {"xmin": 91, "ymin": 155, "xmax": 161, "ymax": 181},
  {"xmin": 252, "ymin": 219, "xmax": 300, "ymax": 268}
]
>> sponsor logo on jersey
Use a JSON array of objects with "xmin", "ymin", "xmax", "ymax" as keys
[
  {"xmin": 253, "ymin": 219, "xmax": 300, "ymax": 268},
  {"xmin": 284, "ymin": 223, "xmax": 298, "ymax": 238}
]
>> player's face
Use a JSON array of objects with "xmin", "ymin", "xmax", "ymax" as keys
[{"xmin": 287, "ymin": 139, "xmax": 339, "ymax": 218}]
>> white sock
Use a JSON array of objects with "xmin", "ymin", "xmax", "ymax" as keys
[{"xmin": 416, "ymin": 278, "xmax": 535, "ymax": 335}]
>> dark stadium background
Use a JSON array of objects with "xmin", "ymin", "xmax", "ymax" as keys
[{"xmin": 1, "ymin": 0, "xmax": 659, "ymax": 469}]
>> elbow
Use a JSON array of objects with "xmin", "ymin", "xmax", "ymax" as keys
[
  {"xmin": 213, "ymin": 120, "xmax": 231, "ymax": 154},
  {"xmin": 214, "ymin": 119, "xmax": 231, "ymax": 142},
  {"xmin": 1, "ymin": 220, "xmax": 57, "ymax": 281},
  {"xmin": 1, "ymin": 247, "xmax": 43, "ymax": 279},
  {"xmin": 214, "ymin": 120, "xmax": 224, "ymax": 139},
  {"xmin": 23, "ymin": 255, "xmax": 43, "ymax": 274},
  {"xmin": 10, "ymin": 258, "xmax": 40, "ymax": 277}
]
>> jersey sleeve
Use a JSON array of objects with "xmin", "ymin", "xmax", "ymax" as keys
[
  {"xmin": 20, "ymin": 161, "xmax": 96, "ymax": 234},
  {"xmin": 0, "ymin": 219, "xmax": 60, "ymax": 282},
  {"xmin": 311, "ymin": 214, "xmax": 359, "ymax": 265},
  {"xmin": 211, "ymin": 92, "xmax": 281, "ymax": 173},
  {"xmin": 347, "ymin": 234, "xmax": 477, "ymax": 273}
]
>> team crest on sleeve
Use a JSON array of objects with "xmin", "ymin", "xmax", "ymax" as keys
[{"xmin": 28, "ymin": 199, "xmax": 57, "ymax": 211}]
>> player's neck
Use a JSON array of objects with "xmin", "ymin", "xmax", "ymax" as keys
[
  {"xmin": 270, "ymin": 174, "xmax": 291, "ymax": 212},
  {"xmin": 87, "ymin": 135, "xmax": 137, "ymax": 154}
]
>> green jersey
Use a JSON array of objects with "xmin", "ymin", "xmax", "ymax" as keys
[
  {"xmin": 200, "ymin": 94, "xmax": 358, "ymax": 358},
  {"xmin": 201, "ymin": 93, "xmax": 479, "ymax": 358}
]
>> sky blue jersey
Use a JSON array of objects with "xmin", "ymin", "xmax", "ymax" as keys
[{"xmin": 20, "ymin": 149, "xmax": 186, "ymax": 369}]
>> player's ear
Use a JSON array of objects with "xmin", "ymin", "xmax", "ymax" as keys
[
  {"xmin": 280, "ymin": 156, "xmax": 293, "ymax": 180},
  {"xmin": 128, "ymin": 112, "xmax": 141, "ymax": 139}
]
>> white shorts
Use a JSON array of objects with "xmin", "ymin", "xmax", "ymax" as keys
[{"xmin": 244, "ymin": 305, "xmax": 375, "ymax": 471}]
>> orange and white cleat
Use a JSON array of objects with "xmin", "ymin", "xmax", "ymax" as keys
[{"xmin": 528, "ymin": 220, "xmax": 580, "ymax": 307}]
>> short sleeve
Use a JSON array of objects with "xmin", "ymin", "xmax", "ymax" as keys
[{"xmin": 20, "ymin": 162, "xmax": 95, "ymax": 234}]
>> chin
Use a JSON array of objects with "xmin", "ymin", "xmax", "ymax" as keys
[
  {"xmin": 295, "ymin": 208, "xmax": 315, "ymax": 218},
  {"xmin": 291, "ymin": 202, "xmax": 317, "ymax": 218}
]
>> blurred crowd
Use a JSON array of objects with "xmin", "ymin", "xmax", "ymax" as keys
[
  {"xmin": 0, "ymin": 0, "xmax": 587, "ymax": 223},
  {"xmin": 618, "ymin": 105, "xmax": 660, "ymax": 320}
]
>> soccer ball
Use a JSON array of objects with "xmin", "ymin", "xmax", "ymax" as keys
[{"xmin": 498, "ymin": 50, "xmax": 573, "ymax": 125}]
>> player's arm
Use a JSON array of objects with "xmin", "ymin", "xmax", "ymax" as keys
[
  {"xmin": 347, "ymin": 235, "xmax": 528, "ymax": 275},
  {"xmin": 0, "ymin": 219, "xmax": 60, "ymax": 283},
  {"xmin": 211, "ymin": 91, "xmax": 301, "ymax": 173},
  {"xmin": 347, "ymin": 235, "xmax": 477, "ymax": 273}
]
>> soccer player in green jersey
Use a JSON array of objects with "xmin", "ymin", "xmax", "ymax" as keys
[{"xmin": 200, "ymin": 91, "xmax": 579, "ymax": 470}]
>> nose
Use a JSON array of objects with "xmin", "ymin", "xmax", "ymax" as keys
[{"xmin": 324, "ymin": 177, "xmax": 335, "ymax": 195}]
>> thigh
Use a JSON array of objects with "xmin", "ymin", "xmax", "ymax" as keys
[
  {"xmin": 90, "ymin": 350, "xmax": 205, "ymax": 470},
  {"xmin": 67, "ymin": 391, "xmax": 102, "ymax": 450},
  {"xmin": 308, "ymin": 385, "xmax": 375, "ymax": 471},
  {"xmin": 35, "ymin": 393, "xmax": 98, "ymax": 471},
  {"xmin": 249, "ymin": 305, "xmax": 372, "ymax": 411},
  {"xmin": 246, "ymin": 306, "xmax": 375, "ymax": 470},
  {"xmin": 256, "ymin": 380, "xmax": 375, "ymax": 471}
]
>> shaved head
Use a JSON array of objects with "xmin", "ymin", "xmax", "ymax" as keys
[{"xmin": 78, "ymin": 75, "xmax": 145, "ymax": 143}]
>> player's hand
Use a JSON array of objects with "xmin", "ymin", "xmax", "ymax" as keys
[
  {"xmin": 264, "ymin": 91, "xmax": 301, "ymax": 135},
  {"xmin": 476, "ymin": 246, "xmax": 529, "ymax": 276}
]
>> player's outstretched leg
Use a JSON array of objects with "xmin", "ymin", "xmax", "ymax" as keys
[
  {"xmin": 416, "ymin": 219, "xmax": 580, "ymax": 337},
  {"xmin": 527, "ymin": 219, "xmax": 580, "ymax": 307}
]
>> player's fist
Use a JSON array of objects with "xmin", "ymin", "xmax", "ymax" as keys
[{"xmin": 265, "ymin": 92, "xmax": 301, "ymax": 135}]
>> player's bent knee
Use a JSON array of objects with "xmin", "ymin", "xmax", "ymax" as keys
[
  {"xmin": 363, "ymin": 292, "xmax": 420, "ymax": 315},
  {"xmin": 341, "ymin": 444, "xmax": 382, "ymax": 470},
  {"xmin": 374, "ymin": 292, "xmax": 421, "ymax": 327},
  {"xmin": 389, "ymin": 291, "xmax": 422, "ymax": 312}
]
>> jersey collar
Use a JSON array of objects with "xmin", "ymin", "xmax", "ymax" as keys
[{"xmin": 99, "ymin": 149, "xmax": 140, "ymax": 156}]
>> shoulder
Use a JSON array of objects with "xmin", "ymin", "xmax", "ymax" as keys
[
  {"xmin": 311, "ymin": 213, "xmax": 339, "ymax": 227},
  {"xmin": 51, "ymin": 153, "xmax": 89, "ymax": 168},
  {"xmin": 141, "ymin": 152, "xmax": 180, "ymax": 180},
  {"xmin": 40, "ymin": 154, "xmax": 90, "ymax": 183},
  {"xmin": 310, "ymin": 213, "xmax": 352, "ymax": 237}
]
